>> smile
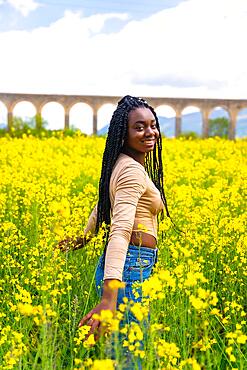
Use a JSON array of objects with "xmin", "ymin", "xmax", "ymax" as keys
[{"xmin": 142, "ymin": 139, "xmax": 156, "ymax": 143}]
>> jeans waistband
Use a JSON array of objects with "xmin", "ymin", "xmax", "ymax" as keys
[{"xmin": 128, "ymin": 244, "xmax": 158, "ymax": 259}]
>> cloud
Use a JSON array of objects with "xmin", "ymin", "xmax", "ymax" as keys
[
  {"xmin": 7, "ymin": 0, "xmax": 40, "ymax": 16},
  {"xmin": 0, "ymin": 0, "xmax": 246, "ymax": 99},
  {"xmin": 132, "ymin": 73, "xmax": 227, "ymax": 89}
]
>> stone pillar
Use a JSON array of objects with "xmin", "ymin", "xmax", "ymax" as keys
[
  {"xmin": 64, "ymin": 107, "xmax": 70, "ymax": 130},
  {"xmin": 229, "ymin": 109, "xmax": 238, "ymax": 140},
  {"xmin": 93, "ymin": 108, "xmax": 98, "ymax": 135},
  {"xmin": 175, "ymin": 113, "xmax": 181, "ymax": 137},
  {"xmin": 202, "ymin": 109, "xmax": 210, "ymax": 138},
  {"xmin": 7, "ymin": 111, "xmax": 13, "ymax": 131},
  {"xmin": 35, "ymin": 107, "xmax": 42, "ymax": 130}
]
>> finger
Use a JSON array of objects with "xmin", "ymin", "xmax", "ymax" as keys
[
  {"xmin": 84, "ymin": 320, "xmax": 100, "ymax": 342},
  {"xmin": 89, "ymin": 319, "xmax": 100, "ymax": 336},
  {"xmin": 79, "ymin": 312, "xmax": 93, "ymax": 327}
]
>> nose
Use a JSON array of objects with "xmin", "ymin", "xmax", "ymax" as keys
[{"xmin": 145, "ymin": 126, "xmax": 155, "ymax": 137}]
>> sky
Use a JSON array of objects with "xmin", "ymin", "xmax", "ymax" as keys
[{"xmin": 0, "ymin": 0, "xmax": 247, "ymax": 131}]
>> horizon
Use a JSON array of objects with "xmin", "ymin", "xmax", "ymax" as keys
[{"xmin": 0, "ymin": 92, "xmax": 246, "ymax": 137}]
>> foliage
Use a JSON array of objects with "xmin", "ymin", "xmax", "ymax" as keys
[
  {"xmin": 0, "ymin": 115, "xmax": 85, "ymax": 138},
  {"xmin": 208, "ymin": 117, "xmax": 229, "ymax": 138},
  {"xmin": 0, "ymin": 137, "xmax": 246, "ymax": 369},
  {"xmin": 178, "ymin": 131, "xmax": 199, "ymax": 140}
]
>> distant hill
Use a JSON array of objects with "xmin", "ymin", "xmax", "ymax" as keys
[{"xmin": 98, "ymin": 108, "xmax": 247, "ymax": 137}]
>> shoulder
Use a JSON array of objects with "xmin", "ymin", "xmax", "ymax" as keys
[
  {"xmin": 114, "ymin": 153, "xmax": 146, "ymax": 178},
  {"xmin": 111, "ymin": 153, "xmax": 147, "ymax": 190}
]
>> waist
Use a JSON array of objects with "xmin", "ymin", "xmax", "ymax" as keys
[
  {"xmin": 128, "ymin": 244, "xmax": 158, "ymax": 257},
  {"xmin": 130, "ymin": 231, "xmax": 157, "ymax": 249}
]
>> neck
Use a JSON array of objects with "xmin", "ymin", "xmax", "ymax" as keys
[{"xmin": 122, "ymin": 148, "xmax": 145, "ymax": 166}]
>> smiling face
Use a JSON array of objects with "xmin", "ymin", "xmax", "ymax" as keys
[{"xmin": 123, "ymin": 107, "xmax": 159, "ymax": 162}]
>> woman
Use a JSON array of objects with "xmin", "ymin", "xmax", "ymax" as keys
[{"xmin": 58, "ymin": 95, "xmax": 171, "ymax": 360}]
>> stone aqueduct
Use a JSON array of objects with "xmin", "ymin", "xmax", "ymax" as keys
[{"xmin": 0, "ymin": 92, "xmax": 246, "ymax": 139}]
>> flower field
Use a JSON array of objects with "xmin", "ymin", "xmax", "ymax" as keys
[{"xmin": 0, "ymin": 134, "xmax": 246, "ymax": 369}]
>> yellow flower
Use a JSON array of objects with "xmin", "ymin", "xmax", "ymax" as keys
[
  {"xmin": 91, "ymin": 359, "xmax": 114, "ymax": 370},
  {"xmin": 83, "ymin": 334, "xmax": 95, "ymax": 348}
]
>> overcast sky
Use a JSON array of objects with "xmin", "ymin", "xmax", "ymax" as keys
[{"xmin": 0, "ymin": 0, "xmax": 246, "ymax": 132}]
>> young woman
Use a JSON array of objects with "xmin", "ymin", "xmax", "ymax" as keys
[{"xmin": 58, "ymin": 95, "xmax": 171, "ymax": 352}]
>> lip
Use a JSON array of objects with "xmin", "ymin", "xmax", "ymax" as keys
[{"xmin": 142, "ymin": 139, "xmax": 156, "ymax": 145}]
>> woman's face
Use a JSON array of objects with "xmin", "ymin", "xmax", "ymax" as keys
[{"xmin": 124, "ymin": 107, "xmax": 159, "ymax": 154}]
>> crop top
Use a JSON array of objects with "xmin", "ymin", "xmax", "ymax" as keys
[{"xmin": 83, "ymin": 153, "xmax": 164, "ymax": 281}]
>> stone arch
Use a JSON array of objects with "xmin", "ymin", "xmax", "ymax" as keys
[
  {"xmin": 69, "ymin": 102, "xmax": 93, "ymax": 135},
  {"xmin": 181, "ymin": 105, "xmax": 202, "ymax": 136},
  {"xmin": 12, "ymin": 101, "xmax": 37, "ymax": 128},
  {"xmin": 208, "ymin": 106, "xmax": 230, "ymax": 137},
  {"xmin": 236, "ymin": 107, "xmax": 247, "ymax": 138},
  {"xmin": 41, "ymin": 102, "xmax": 65, "ymax": 130},
  {"xmin": 155, "ymin": 105, "xmax": 176, "ymax": 138},
  {"xmin": 97, "ymin": 103, "xmax": 116, "ymax": 135},
  {"xmin": 0, "ymin": 101, "xmax": 8, "ymax": 129}
]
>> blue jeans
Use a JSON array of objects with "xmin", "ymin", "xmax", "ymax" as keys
[{"xmin": 95, "ymin": 245, "xmax": 158, "ymax": 368}]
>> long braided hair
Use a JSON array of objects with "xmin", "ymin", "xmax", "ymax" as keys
[{"xmin": 95, "ymin": 95, "xmax": 172, "ymax": 237}]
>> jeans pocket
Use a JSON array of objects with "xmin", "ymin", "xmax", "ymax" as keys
[
  {"xmin": 123, "ymin": 255, "xmax": 154, "ymax": 283},
  {"xmin": 128, "ymin": 256, "xmax": 154, "ymax": 271}
]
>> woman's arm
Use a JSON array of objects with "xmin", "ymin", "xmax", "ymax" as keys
[
  {"xmin": 79, "ymin": 279, "xmax": 119, "ymax": 338},
  {"xmin": 57, "ymin": 204, "xmax": 97, "ymax": 252}
]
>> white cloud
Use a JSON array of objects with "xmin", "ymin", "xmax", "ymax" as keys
[
  {"xmin": 7, "ymin": 0, "xmax": 40, "ymax": 16},
  {"xmin": 0, "ymin": 0, "xmax": 246, "ymax": 100}
]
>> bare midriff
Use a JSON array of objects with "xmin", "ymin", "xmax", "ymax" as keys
[{"xmin": 129, "ymin": 231, "xmax": 157, "ymax": 249}]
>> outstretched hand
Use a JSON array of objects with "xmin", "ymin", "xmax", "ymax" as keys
[
  {"xmin": 79, "ymin": 300, "xmax": 116, "ymax": 342},
  {"xmin": 56, "ymin": 236, "xmax": 85, "ymax": 252},
  {"xmin": 56, "ymin": 237, "xmax": 76, "ymax": 252}
]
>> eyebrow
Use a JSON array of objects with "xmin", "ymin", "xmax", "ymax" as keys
[{"xmin": 134, "ymin": 119, "xmax": 156, "ymax": 125}]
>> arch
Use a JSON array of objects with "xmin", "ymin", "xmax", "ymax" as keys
[
  {"xmin": 209, "ymin": 106, "xmax": 230, "ymax": 118},
  {"xmin": 208, "ymin": 106, "xmax": 230, "ymax": 138},
  {"xmin": 155, "ymin": 105, "xmax": 176, "ymax": 138},
  {"xmin": 0, "ymin": 101, "xmax": 8, "ymax": 129},
  {"xmin": 69, "ymin": 102, "xmax": 93, "ymax": 135},
  {"xmin": 97, "ymin": 103, "xmax": 116, "ymax": 135},
  {"xmin": 181, "ymin": 105, "xmax": 202, "ymax": 136},
  {"xmin": 41, "ymin": 102, "xmax": 65, "ymax": 130},
  {"xmin": 236, "ymin": 107, "xmax": 247, "ymax": 138},
  {"xmin": 12, "ymin": 101, "xmax": 37, "ymax": 128}
]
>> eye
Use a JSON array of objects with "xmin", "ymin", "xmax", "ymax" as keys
[
  {"xmin": 151, "ymin": 124, "xmax": 157, "ymax": 129},
  {"xmin": 136, "ymin": 126, "xmax": 144, "ymax": 131}
]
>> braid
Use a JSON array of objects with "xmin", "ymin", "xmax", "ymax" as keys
[{"xmin": 95, "ymin": 95, "xmax": 174, "ymax": 237}]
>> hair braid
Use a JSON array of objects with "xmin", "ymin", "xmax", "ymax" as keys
[{"xmin": 95, "ymin": 95, "xmax": 174, "ymax": 237}]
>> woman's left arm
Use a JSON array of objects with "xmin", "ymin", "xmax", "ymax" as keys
[{"xmin": 57, "ymin": 204, "xmax": 98, "ymax": 252}]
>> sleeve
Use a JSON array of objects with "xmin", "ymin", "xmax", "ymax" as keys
[
  {"xmin": 103, "ymin": 163, "xmax": 147, "ymax": 281},
  {"xmin": 83, "ymin": 204, "xmax": 97, "ymax": 238}
]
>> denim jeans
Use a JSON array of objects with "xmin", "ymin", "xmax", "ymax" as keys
[{"xmin": 95, "ymin": 245, "xmax": 158, "ymax": 369}]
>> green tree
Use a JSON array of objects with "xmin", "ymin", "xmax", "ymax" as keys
[
  {"xmin": 208, "ymin": 117, "xmax": 229, "ymax": 138},
  {"xmin": 34, "ymin": 113, "xmax": 48, "ymax": 130},
  {"xmin": 12, "ymin": 115, "xmax": 48, "ymax": 130}
]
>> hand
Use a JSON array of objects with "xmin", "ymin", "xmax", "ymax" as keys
[
  {"xmin": 79, "ymin": 300, "xmax": 116, "ymax": 342},
  {"xmin": 56, "ymin": 237, "xmax": 75, "ymax": 252},
  {"xmin": 56, "ymin": 237, "xmax": 85, "ymax": 252}
]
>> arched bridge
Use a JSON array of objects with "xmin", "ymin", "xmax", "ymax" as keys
[{"xmin": 0, "ymin": 92, "xmax": 246, "ymax": 139}]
